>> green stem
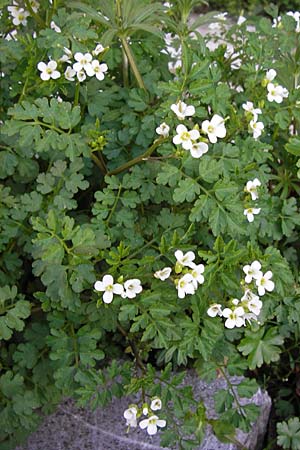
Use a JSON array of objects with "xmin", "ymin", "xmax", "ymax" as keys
[
  {"xmin": 24, "ymin": 0, "xmax": 46, "ymax": 27},
  {"xmin": 91, "ymin": 153, "xmax": 107, "ymax": 175},
  {"xmin": 120, "ymin": 37, "xmax": 146, "ymax": 91},
  {"xmin": 105, "ymin": 184, "xmax": 122, "ymax": 225},
  {"xmin": 219, "ymin": 367, "xmax": 246, "ymax": 418},
  {"xmin": 18, "ymin": 77, "xmax": 29, "ymax": 103},
  {"xmin": 26, "ymin": 120, "xmax": 64, "ymax": 134},
  {"xmin": 116, "ymin": 322, "xmax": 146, "ymax": 373},
  {"xmin": 107, "ymin": 137, "xmax": 165, "ymax": 176},
  {"xmin": 74, "ymin": 83, "xmax": 80, "ymax": 107},
  {"xmin": 70, "ymin": 324, "xmax": 79, "ymax": 367},
  {"xmin": 122, "ymin": 48, "xmax": 129, "ymax": 87}
]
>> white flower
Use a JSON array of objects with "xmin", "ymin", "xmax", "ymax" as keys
[
  {"xmin": 59, "ymin": 47, "xmax": 72, "ymax": 63},
  {"xmin": 214, "ymin": 12, "xmax": 228, "ymax": 20},
  {"xmin": 168, "ymin": 59, "xmax": 182, "ymax": 74},
  {"xmin": 154, "ymin": 267, "xmax": 172, "ymax": 281},
  {"xmin": 170, "ymin": 100, "xmax": 195, "ymax": 120},
  {"xmin": 150, "ymin": 398, "xmax": 162, "ymax": 411},
  {"xmin": 237, "ymin": 15, "xmax": 246, "ymax": 25},
  {"xmin": 222, "ymin": 307, "xmax": 245, "ymax": 329},
  {"xmin": 201, "ymin": 114, "xmax": 226, "ymax": 144},
  {"xmin": 287, "ymin": 11, "xmax": 300, "ymax": 32},
  {"xmin": 190, "ymin": 141, "xmax": 208, "ymax": 158},
  {"xmin": 243, "ymin": 260, "xmax": 262, "ymax": 283},
  {"xmin": 37, "ymin": 60, "xmax": 61, "ymax": 81},
  {"xmin": 94, "ymin": 274, "xmax": 124, "ymax": 303},
  {"xmin": 124, "ymin": 406, "xmax": 138, "ymax": 428},
  {"xmin": 76, "ymin": 70, "xmax": 86, "ymax": 82},
  {"xmin": 93, "ymin": 43, "xmax": 105, "ymax": 56},
  {"xmin": 190, "ymin": 264, "xmax": 205, "ymax": 288},
  {"xmin": 272, "ymin": 17, "xmax": 282, "ymax": 28},
  {"xmin": 244, "ymin": 207, "xmax": 261, "ymax": 223},
  {"xmin": 174, "ymin": 250, "xmax": 195, "ymax": 268},
  {"xmin": 156, "ymin": 122, "xmax": 170, "ymax": 137},
  {"xmin": 50, "ymin": 20, "xmax": 61, "ymax": 33},
  {"xmin": 64, "ymin": 66, "xmax": 76, "ymax": 81},
  {"xmin": 265, "ymin": 69, "xmax": 277, "ymax": 82},
  {"xmin": 245, "ymin": 178, "xmax": 261, "ymax": 201},
  {"xmin": 73, "ymin": 52, "xmax": 93, "ymax": 72},
  {"xmin": 28, "ymin": 0, "xmax": 39, "ymax": 12},
  {"xmin": 247, "ymin": 295, "xmax": 262, "ymax": 315},
  {"xmin": 255, "ymin": 271, "xmax": 275, "ymax": 296},
  {"xmin": 142, "ymin": 404, "xmax": 149, "ymax": 415},
  {"xmin": 139, "ymin": 415, "xmax": 166, "ymax": 435},
  {"xmin": 249, "ymin": 119, "xmax": 264, "ymax": 139},
  {"xmin": 207, "ymin": 303, "xmax": 223, "ymax": 317},
  {"xmin": 177, "ymin": 274, "xmax": 195, "ymax": 299},
  {"xmin": 85, "ymin": 60, "xmax": 108, "ymax": 80},
  {"xmin": 7, "ymin": 6, "xmax": 30, "ymax": 26},
  {"xmin": 242, "ymin": 101, "xmax": 262, "ymax": 121},
  {"xmin": 173, "ymin": 125, "xmax": 200, "ymax": 150},
  {"xmin": 123, "ymin": 279, "xmax": 142, "ymax": 299},
  {"xmin": 267, "ymin": 83, "xmax": 289, "ymax": 103}
]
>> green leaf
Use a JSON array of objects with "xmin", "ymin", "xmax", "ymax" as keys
[
  {"xmin": 173, "ymin": 179, "xmax": 200, "ymax": 203},
  {"xmin": 277, "ymin": 417, "xmax": 300, "ymax": 449},
  {"xmin": 285, "ymin": 137, "xmax": 300, "ymax": 156},
  {"xmin": 238, "ymin": 327, "xmax": 284, "ymax": 369}
]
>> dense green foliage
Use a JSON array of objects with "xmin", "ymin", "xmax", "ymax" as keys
[{"xmin": 0, "ymin": 0, "xmax": 300, "ymax": 449}]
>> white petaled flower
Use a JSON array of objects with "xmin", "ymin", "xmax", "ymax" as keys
[
  {"xmin": 272, "ymin": 17, "xmax": 282, "ymax": 28},
  {"xmin": 94, "ymin": 274, "xmax": 124, "ymax": 304},
  {"xmin": 139, "ymin": 415, "xmax": 166, "ymax": 435},
  {"xmin": 222, "ymin": 307, "xmax": 245, "ymax": 329},
  {"xmin": 59, "ymin": 47, "xmax": 72, "ymax": 63},
  {"xmin": 173, "ymin": 125, "xmax": 200, "ymax": 150},
  {"xmin": 85, "ymin": 60, "xmax": 108, "ymax": 80},
  {"xmin": 123, "ymin": 279, "xmax": 142, "ymax": 299},
  {"xmin": 177, "ymin": 274, "xmax": 195, "ymax": 299},
  {"xmin": 266, "ymin": 69, "xmax": 277, "ymax": 82},
  {"xmin": 156, "ymin": 122, "xmax": 170, "ymax": 137},
  {"xmin": 249, "ymin": 119, "xmax": 264, "ymax": 139},
  {"xmin": 255, "ymin": 271, "xmax": 275, "ymax": 296},
  {"xmin": 174, "ymin": 250, "xmax": 195, "ymax": 268},
  {"xmin": 168, "ymin": 59, "xmax": 182, "ymax": 74},
  {"xmin": 237, "ymin": 15, "xmax": 246, "ymax": 25},
  {"xmin": 207, "ymin": 303, "xmax": 223, "ymax": 317},
  {"xmin": 245, "ymin": 178, "xmax": 261, "ymax": 201},
  {"xmin": 76, "ymin": 70, "xmax": 86, "ymax": 82},
  {"xmin": 64, "ymin": 66, "xmax": 76, "ymax": 81},
  {"xmin": 267, "ymin": 83, "xmax": 289, "ymax": 103},
  {"xmin": 123, "ymin": 406, "xmax": 138, "ymax": 428},
  {"xmin": 154, "ymin": 267, "xmax": 172, "ymax": 281},
  {"xmin": 150, "ymin": 398, "xmax": 162, "ymax": 411},
  {"xmin": 201, "ymin": 114, "xmax": 226, "ymax": 144},
  {"xmin": 244, "ymin": 207, "xmax": 261, "ymax": 223},
  {"xmin": 190, "ymin": 264, "xmax": 205, "ymax": 288},
  {"xmin": 287, "ymin": 11, "xmax": 300, "ymax": 33},
  {"xmin": 142, "ymin": 404, "xmax": 149, "ymax": 416},
  {"xmin": 50, "ymin": 20, "xmax": 61, "ymax": 33},
  {"xmin": 190, "ymin": 141, "xmax": 208, "ymax": 158},
  {"xmin": 170, "ymin": 100, "xmax": 195, "ymax": 120},
  {"xmin": 7, "ymin": 6, "xmax": 30, "ymax": 26},
  {"xmin": 242, "ymin": 101, "xmax": 262, "ymax": 121},
  {"xmin": 73, "ymin": 52, "xmax": 93, "ymax": 72},
  {"xmin": 247, "ymin": 295, "xmax": 263, "ymax": 316},
  {"xmin": 93, "ymin": 43, "xmax": 105, "ymax": 56},
  {"xmin": 28, "ymin": 0, "xmax": 40, "ymax": 12},
  {"xmin": 241, "ymin": 289, "xmax": 259, "ymax": 303},
  {"xmin": 37, "ymin": 60, "xmax": 61, "ymax": 81}
]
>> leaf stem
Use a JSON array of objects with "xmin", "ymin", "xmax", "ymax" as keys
[
  {"xmin": 107, "ymin": 137, "xmax": 165, "ymax": 176},
  {"xmin": 120, "ymin": 37, "xmax": 146, "ymax": 91},
  {"xmin": 24, "ymin": 0, "xmax": 46, "ymax": 27},
  {"xmin": 91, "ymin": 153, "xmax": 107, "ymax": 175}
]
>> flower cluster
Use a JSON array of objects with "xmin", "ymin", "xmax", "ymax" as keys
[
  {"xmin": 163, "ymin": 33, "xmax": 182, "ymax": 74},
  {"xmin": 207, "ymin": 260, "xmax": 274, "ymax": 328},
  {"xmin": 7, "ymin": 1, "xmax": 39, "ymax": 26},
  {"xmin": 154, "ymin": 250, "xmax": 205, "ymax": 299},
  {"xmin": 242, "ymin": 101, "xmax": 264, "ymax": 139},
  {"xmin": 124, "ymin": 397, "xmax": 166, "ymax": 435},
  {"xmin": 273, "ymin": 11, "xmax": 300, "ymax": 33},
  {"xmin": 37, "ymin": 44, "xmax": 108, "ymax": 83},
  {"xmin": 243, "ymin": 178, "xmax": 261, "ymax": 223},
  {"xmin": 263, "ymin": 69, "xmax": 289, "ymax": 104},
  {"xmin": 94, "ymin": 275, "xmax": 142, "ymax": 304}
]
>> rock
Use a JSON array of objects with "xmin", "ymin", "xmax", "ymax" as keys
[{"xmin": 15, "ymin": 371, "xmax": 271, "ymax": 450}]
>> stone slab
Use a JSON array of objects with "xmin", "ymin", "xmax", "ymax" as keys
[{"xmin": 15, "ymin": 372, "xmax": 271, "ymax": 450}]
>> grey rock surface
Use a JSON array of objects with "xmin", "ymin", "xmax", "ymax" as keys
[{"xmin": 15, "ymin": 372, "xmax": 271, "ymax": 450}]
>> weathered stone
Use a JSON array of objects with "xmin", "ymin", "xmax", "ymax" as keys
[{"xmin": 15, "ymin": 372, "xmax": 271, "ymax": 450}]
